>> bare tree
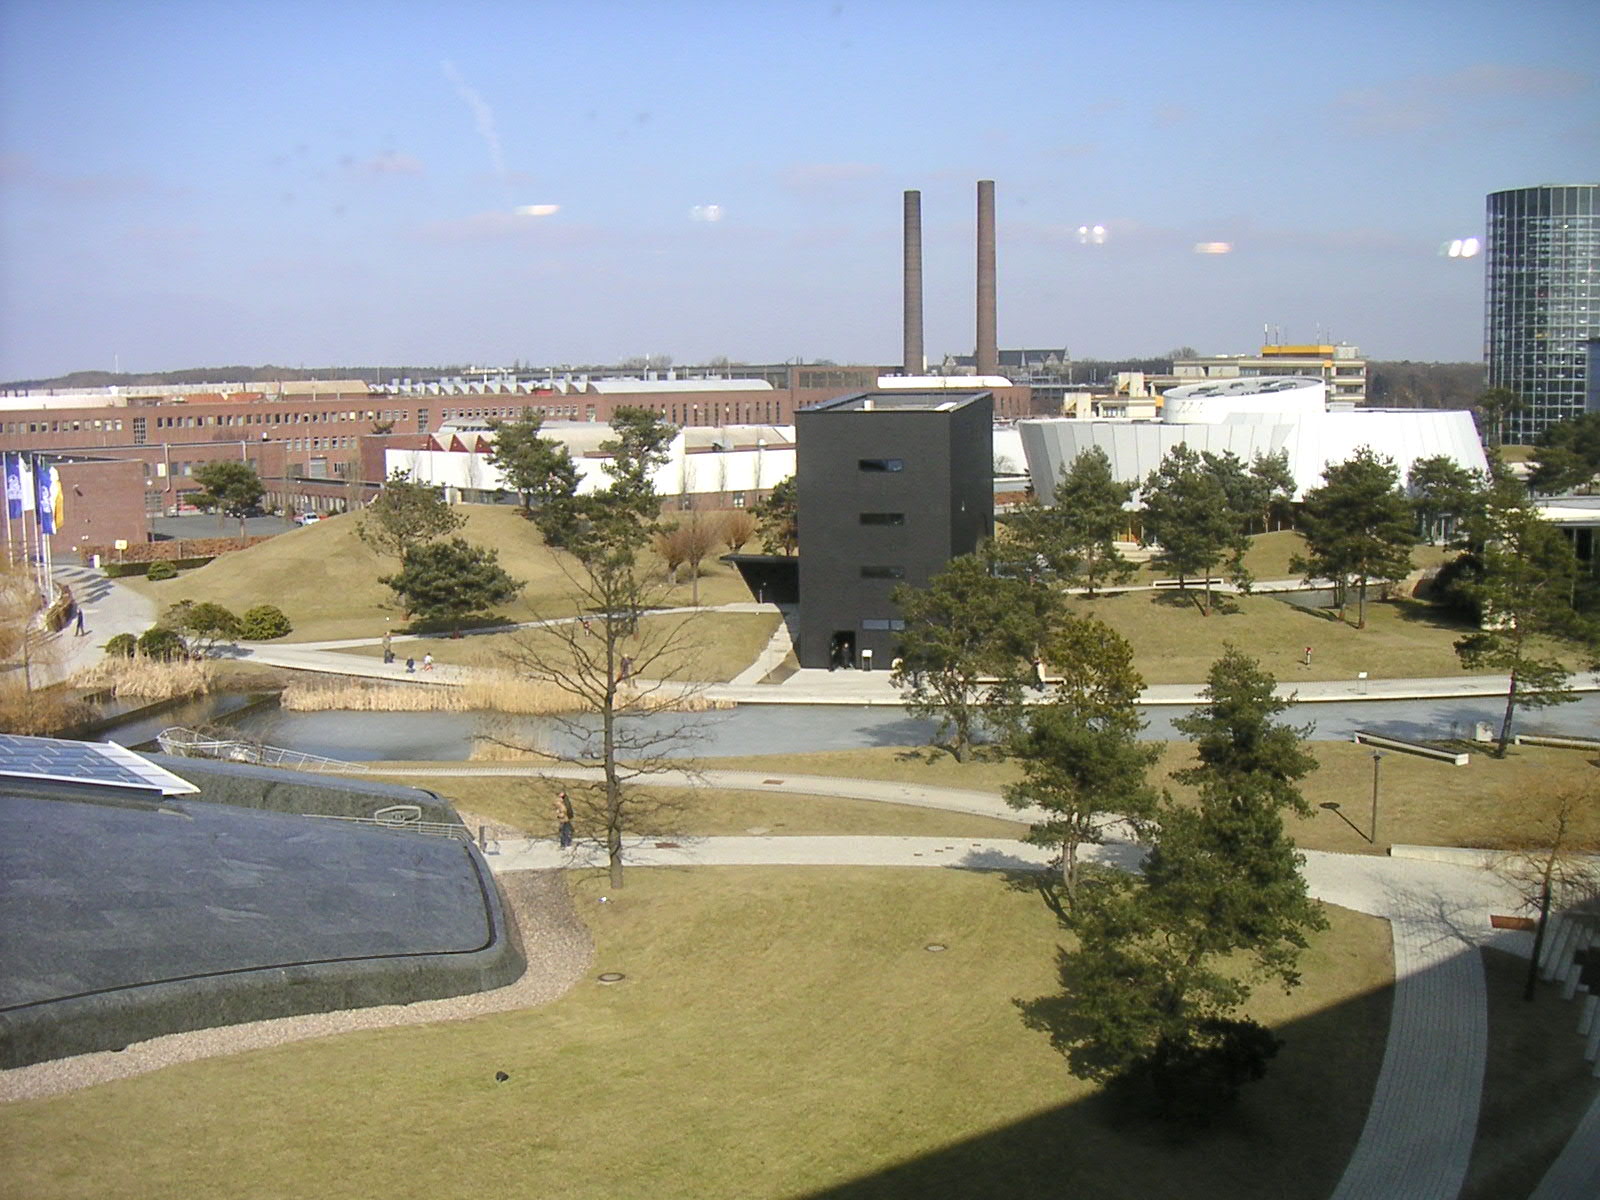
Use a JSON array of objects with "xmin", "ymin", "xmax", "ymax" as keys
[
  {"xmin": 1484, "ymin": 782, "xmax": 1600, "ymax": 1001},
  {"xmin": 654, "ymin": 522, "xmax": 687, "ymax": 584},
  {"xmin": 721, "ymin": 510, "xmax": 756, "ymax": 553},
  {"xmin": 677, "ymin": 512, "xmax": 720, "ymax": 606},
  {"xmin": 493, "ymin": 407, "xmax": 709, "ymax": 887}
]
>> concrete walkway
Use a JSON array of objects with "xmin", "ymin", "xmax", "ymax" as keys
[{"xmin": 38, "ymin": 564, "xmax": 157, "ymax": 687}]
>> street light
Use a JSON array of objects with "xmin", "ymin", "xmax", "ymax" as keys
[{"xmin": 1370, "ymin": 751, "xmax": 1385, "ymax": 846}]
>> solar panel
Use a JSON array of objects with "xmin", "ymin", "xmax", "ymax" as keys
[{"xmin": 0, "ymin": 733, "xmax": 200, "ymax": 797}]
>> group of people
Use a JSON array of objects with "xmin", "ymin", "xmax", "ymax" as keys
[{"xmin": 381, "ymin": 632, "xmax": 431, "ymax": 674}]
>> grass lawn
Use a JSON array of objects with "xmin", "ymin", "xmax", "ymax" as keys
[
  {"xmin": 124, "ymin": 506, "xmax": 758, "ymax": 642},
  {"xmin": 709, "ymin": 743, "xmax": 1600, "ymax": 856},
  {"xmin": 1462, "ymin": 947, "xmax": 1600, "ymax": 1200},
  {"xmin": 375, "ymin": 772, "xmax": 1028, "ymax": 840},
  {"xmin": 1129, "ymin": 530, "xmax": 1458, "ymax": 586},
  {"xmin": 1073, "ymin": 588, "xmax": 1489, "ymax": 683},
  {"xmin": 338, "ymin": 611, "xmax": 781, "ymax": 683},
  {"xmin": 0, "ymin": 869, "xmax": 1391, "ymax": 1200}
]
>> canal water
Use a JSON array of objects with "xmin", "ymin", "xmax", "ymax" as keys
[{"xmin": 103, "ymin": 692, "xmax": 1600, "ymax": 762}]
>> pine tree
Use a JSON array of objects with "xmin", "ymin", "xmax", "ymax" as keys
[
  {"xmin": 1004, "ymin": 615, "xmax": 1157, "ymax": 908},
  {"xmin": 1011, "ymin": 446, "xmax": 1135, "ymax": 596},
  {"xmin": 1139, "ymin": 445, "xmax": 1246, "ymax": 615},
  {"xmin": 1294, "ymin": 448, "xmax": 1413, "ymax": 628},
  {"xmin": 1032, "ymin": 649, "xmax": 1325, "ymax": 1120}
]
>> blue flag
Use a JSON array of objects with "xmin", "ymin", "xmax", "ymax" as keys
[{"xmin": 3, "ymin": 453, "xmax": 21, "ymax": 520}]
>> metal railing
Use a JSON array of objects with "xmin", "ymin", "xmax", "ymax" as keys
[{"xmin": 156, "ymin": 726, "xmax": 369, "ymax": 773}]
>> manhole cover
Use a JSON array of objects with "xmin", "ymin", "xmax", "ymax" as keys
[
  {"xmin": 924, "ymin": 943, "xmax": 948, "ymax": 953},
  {"xmin": 597, "ymin": 972, "xmax": 626, "ymax": 984}
]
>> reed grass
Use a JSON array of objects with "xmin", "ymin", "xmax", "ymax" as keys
[
  {"xmin": 75, "ymin": 655, "xmax": 212, "ymax": 700},
  {"xmin": 279, "ymin": 671, "xmax": 733, "ymax": 716}
]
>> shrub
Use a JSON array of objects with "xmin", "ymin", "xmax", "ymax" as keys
[
  {"xmin": 136, "ymin": 626, "xmax": 187, "ymax": 660},
  {"xmin": 146, "ymin": 561, "xmax": 178, "ymax": 581},
  {"xmin": 240, "ymin": 604, "xmax": 292, "ymax": 640},
  {"xmin": 105, "ymin": 632, "xmax": 137, "ymax": 658}
]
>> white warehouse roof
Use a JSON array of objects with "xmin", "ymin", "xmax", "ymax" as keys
[{"xmin": 1019, "ymin": 378, "xmax": 1488, "ymax": 502}]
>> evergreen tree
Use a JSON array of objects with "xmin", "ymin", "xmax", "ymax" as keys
[
  {"xmin": 379, "ymin": 537, "xmax": 520, "ymax": 629},
  {"xmin": 1453, "ymin": 477, "xmax": 1599, "ymax": 756},
  {"xmin": 892, "ymin": 554, "xmax": 1053, "ymax": 762},
  {"xmin": 1031, "ymin": 649, "xmax": 1324, "ymax": 1120},
  {"xmin": 1529, "ymin": 412, "xmax": 1600, "ymax": 495},
  {"xmin": 357, "ymin": 469, "xmax": 464, "ymax": 561},
  {"xmin": 1139, "ymin": 445, "xmax": 1246, "ymax": 614},
  {"xmin": 1293, "ymin": 448, "xmax": 1413, "ymax": 628},
  {"xmin": 485, "ymin": 408, "xmax": 582, "ymax": 513},
  {"xmin": 189, "ymin": 460, "xmax": 265, "ymax": 536},
  {"xmin": 1005, "ymin": 616, "xmax": 1157, "ymax": 907},
  {"xmin": 1248, "ymin": 449, "xmax": 1296, "ymax": 533},
  {"xmin": 1011, "ymin": 446, "xmax": 1135, "ymax": 596},
  {"xmin": 1407, "ymin": 455, "xmax": 1481, "ymax": 545},
  {"xmin": 755, "ymin": 477, "xmax": 798, "ymax": 555}
]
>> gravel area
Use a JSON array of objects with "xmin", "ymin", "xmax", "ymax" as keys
[{"xmin": 0, "ymin": 869, "xmax": 592, "ymax": 1104}]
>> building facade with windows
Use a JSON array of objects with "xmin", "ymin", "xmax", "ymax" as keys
[
  {"xmin": 1485, "ymin": 183, "xmax": 1600, "ymax": 443},
  {"xmin": 794, "ymin": 390, "xmax": 993, "ymax": 670}
]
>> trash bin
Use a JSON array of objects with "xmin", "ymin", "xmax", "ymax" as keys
[{"xmin": 861, "ymin": 649, "xmax": 874, "ymax": 672}]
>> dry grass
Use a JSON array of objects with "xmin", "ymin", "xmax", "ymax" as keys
[
  {"xmin": 280, "ymin": 672, "xmax": 732, "ymax": 716},
  {"xmin": 0, "ymin": 869, "xmax": 1392, "ymax": 1200},
  {"xmin": 1071, "ymin": 588, "xmax": 1490, "ymax": 683},
  {"xmin": 377, "ymin": 773, "xmax": 1028, "ymax": 840},
  {"xmin": 122, "ymin": 505, "xmax": 758, "ymax": 643},
  {"xmin": 710, "ymin": 742, "xmax": 1600, "ymax": 856},
  {"xmin": 73, "ymin": 655, "xmax": 212, "ymax": 701},
  {"xmin": 339, "ymin": 611, "xmax": 782, "ymax": 684}
]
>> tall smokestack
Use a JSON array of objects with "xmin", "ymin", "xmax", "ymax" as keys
[
  {"xmin": 976, "ymin": 179, "xmax": 997, "ymax": 376},
  {"xmin": 903, "ymin": 190, "xmax": 924, "ymax": 375}
]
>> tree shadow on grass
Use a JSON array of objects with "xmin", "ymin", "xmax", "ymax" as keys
[{"xmin": 398, "ymin": 613, "xmax": 518, "ymax": 637}]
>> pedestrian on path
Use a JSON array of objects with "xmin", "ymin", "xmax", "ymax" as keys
[
  {"xmin": 405, "ymin": 656, "xmax": 416, "ymax": 674},
  {"xmin": 423, "ymin": 652, "xmax": 433, "ymax": 671},
  {"xmin": 618, "ymin": 655, "xmax": 633, "ymax": 683},
  {"xmin": 74, "ymin": 608, "xmax": 86, "ymax": 637},
  {"xmin": 555, "ymin": 791, "xmax": 574, "ymax": 848},
  {"xmin": 382, "ymin": 631, "xmax": 393, "ymax": 664}
]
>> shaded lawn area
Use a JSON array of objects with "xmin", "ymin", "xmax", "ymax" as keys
[
  {"xmin": 376, "ymin": 773, "xmax": 1028, "ymax": 840},
  {"xmin": 337, "ymin": 611, "xmax": 781, "ymax": 683},
  {"xmin": 709, "ymin": 743, "xmax": 1600, "ymax": 856},
  {"xmin": 1462, "ymin": 947, "xmax": 1600, "ymax": 1200},
  {"xmin": 124, "ymin": 505, "xmax": 757, "ymax": 642},
  {"xmin": 0, "ymin": 869, "xmax": 1391, "ymax": 1200}
]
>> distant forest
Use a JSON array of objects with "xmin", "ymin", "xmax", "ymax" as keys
[{"xmin": 6, "ymin": 358, "xmax": 1487, "ymax": 409}]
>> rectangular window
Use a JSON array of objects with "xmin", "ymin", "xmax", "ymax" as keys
[
  {"xmin": 858, "ymin": 458, "xmax": 904, "ymax": 472},
  {"xmin": 861, "ymin": 618, "xmax": 906, "ymax": 631},
  {"xmin": 859, "ymin": 512, "xmax": 905, "ymax": 526},
  {"xmin": 860, "ymin": 565, "xmax": 905, "ymax": 580}
]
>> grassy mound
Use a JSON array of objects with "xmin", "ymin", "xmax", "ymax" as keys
[{"xmin": 125, "ymin": 506, "xmax": 757, "ymax": 642}]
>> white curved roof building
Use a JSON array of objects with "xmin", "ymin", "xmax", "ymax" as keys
[{"xmin": 1019, "ymin": 376, "xmax": 1488, "ymax": 502}]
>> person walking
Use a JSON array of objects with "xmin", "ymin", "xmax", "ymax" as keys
[
  {"xmin": 74, "ymin": 608, "xmax": 86, "ymax": 637},
  {"xmin": 405, "ymin": 656, "xmax": 416, "ymax": 674},
  {"xmin": 422, "ymin": 652, "xmax": 433, "ymax": 671},
  {"xmin": 382, "ymin": 631, "xmax": 393, "ymax": 664},
  {"xmin": 555, "ymin": 791, "xmax": 574, "ymax": 849}
]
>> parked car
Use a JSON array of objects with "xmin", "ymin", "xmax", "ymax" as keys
[{"xmin": 296, "ymin": 513, "xmax": 321, "ymax": 526}]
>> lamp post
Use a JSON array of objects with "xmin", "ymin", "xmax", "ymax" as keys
[{"xmin": 1370, "ymin": 751, "xmax": 1385, "ymax": 846}]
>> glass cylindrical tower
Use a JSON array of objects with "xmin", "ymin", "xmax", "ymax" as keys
[{"xmin": 1484, "ymin": 184, "xmax": 1600, "ymax": 444}]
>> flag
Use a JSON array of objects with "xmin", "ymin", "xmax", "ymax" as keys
[
  {"xmin": 13, "ymin": 454, "xmax": 35, "ymax": 514},
  {"xmin": 3, "ymin": 453, "xmax": 21, "ymax": 520},
  {"xmin": 48, "ymin": 465, "xmax": 64, "ymax": 532},
  {"xmin": 36, "ymin": 458, "xmax": 55, "ymax": 534}
]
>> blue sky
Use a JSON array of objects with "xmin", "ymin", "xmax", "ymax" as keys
[{"xmin": 1, "ymin": 0, "xmax": 1595, "ymax": 380}]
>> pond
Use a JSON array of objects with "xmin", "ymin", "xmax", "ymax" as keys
[{"xmin": 102, "ymin": 691, "xmax": 1600, "ymax": 762}]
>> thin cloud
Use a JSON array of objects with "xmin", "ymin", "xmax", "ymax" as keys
[
  {"xmin": 1335, "ymin": 62, "xmax": 1592, "ymax": 136},
  {"xmin": 413, "ymin": 210, "xmax": 604, "ymax": 245},
  {"xmin": 442, "ymin": 60, "xmax": 507, "ymax": 177}
]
